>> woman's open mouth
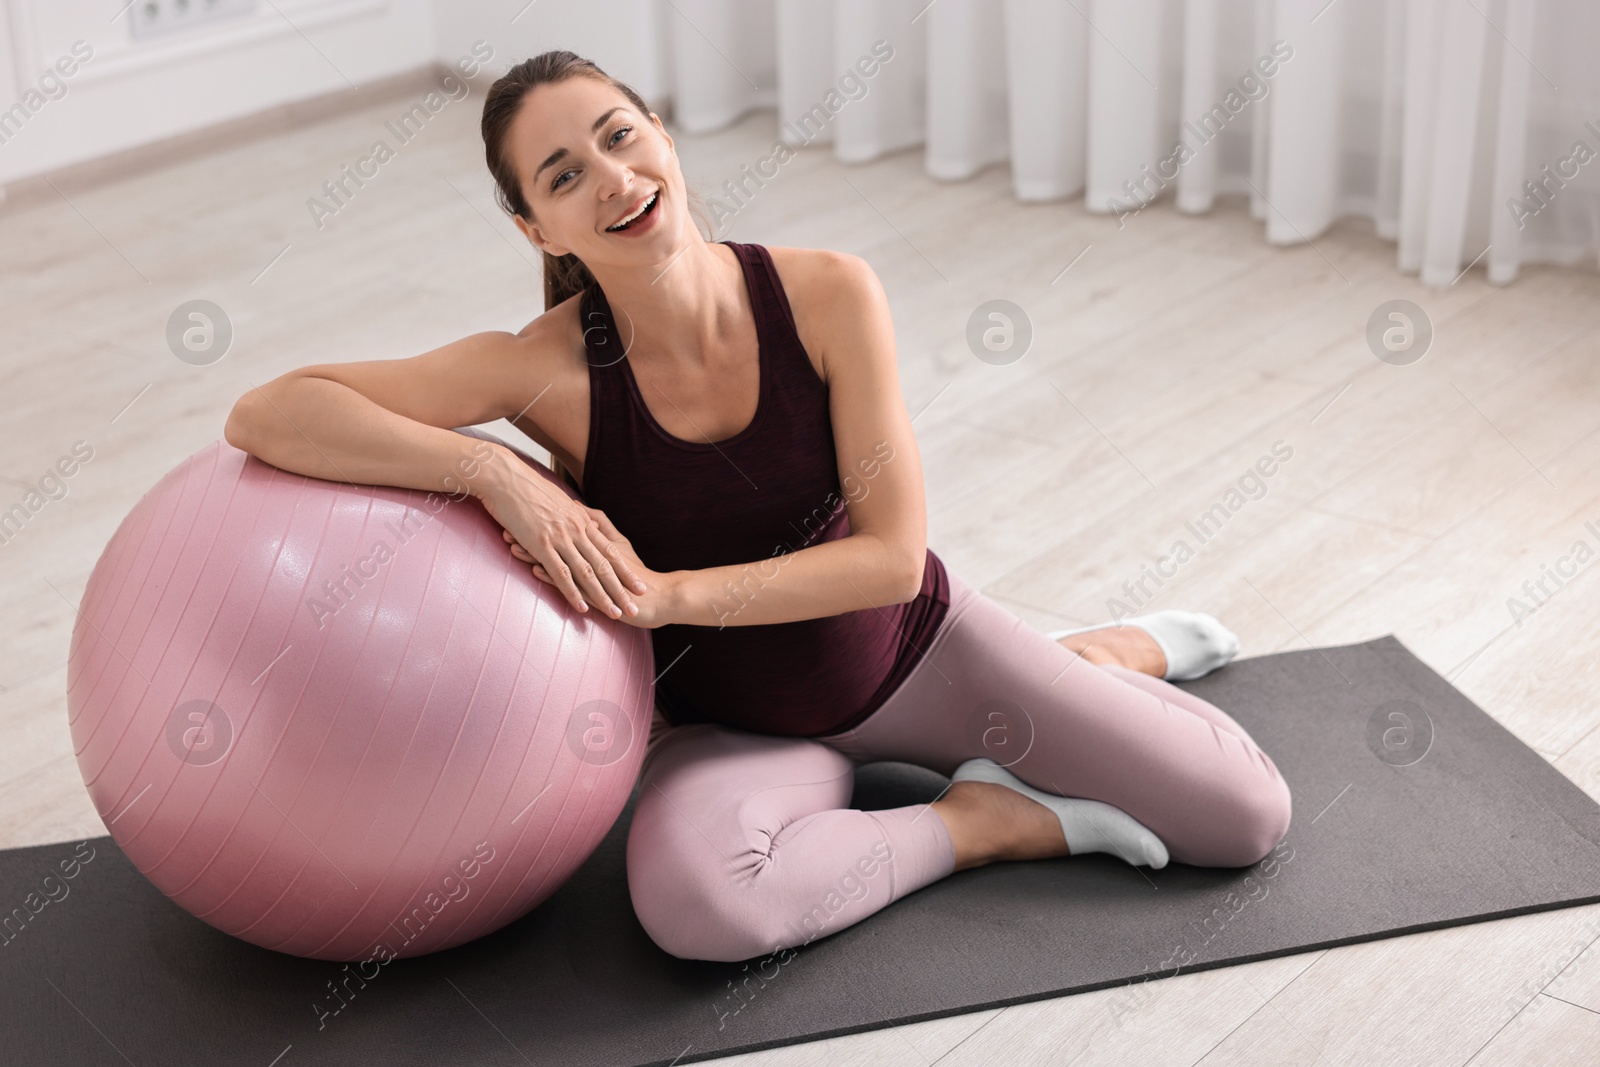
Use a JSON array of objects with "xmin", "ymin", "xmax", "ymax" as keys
[{"xmin": 606, "ymin": 191, "xmax": 661, "ymax": 233}]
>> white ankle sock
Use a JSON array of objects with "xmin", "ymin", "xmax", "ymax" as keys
[
  {"xmin": 951, "ymin": 758, "xmax": 1169, "ymax": 869},
  {"xmin": 1045, "ymin": 609, "xmax": 1241, "ymax": 681}
]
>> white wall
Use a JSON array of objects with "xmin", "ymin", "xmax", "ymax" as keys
[
  {"xmin": 430, "ymin": 0, "xmax": 673, "ymax": 110},
  {"xmin": 0, "ymin": 0, "xmax": 436, "ymax": 186},
  {"xmin": 0, "ymin": 0, "xmax": 700, "ymax": 191}
]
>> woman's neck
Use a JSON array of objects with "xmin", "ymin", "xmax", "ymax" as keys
[{"xmin": 585, "ymin": 237, "xmax": 745, "ymax": 371}]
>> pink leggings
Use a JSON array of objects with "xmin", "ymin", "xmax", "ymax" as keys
[{"xmin": 625, "ymin": 568, "xmax": 1292, "ymax": 962}]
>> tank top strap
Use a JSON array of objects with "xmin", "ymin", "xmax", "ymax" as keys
[
  {"xmin": 576, "ymin": 281, "xmax": 630, "ymax": 372},
  {"xmin": 568, "ymin": 280, "xmax": 630, "ymax": 497},
  {"xmin": 724, "ymin": 240, "xmax": 823, "ymax": 391},
  {"xmin": 577, "ymin": 242, "xmax": 785, "ymax": 362}
]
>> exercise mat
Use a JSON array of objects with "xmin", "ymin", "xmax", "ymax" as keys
[{"xmin": 6, "ymin": 634, "xmax": 1600, "ymax": 1065}]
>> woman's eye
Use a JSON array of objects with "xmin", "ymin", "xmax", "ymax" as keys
[{"xmin": 551, "ymin": 127, "xmax": 632, "ymax": 191}]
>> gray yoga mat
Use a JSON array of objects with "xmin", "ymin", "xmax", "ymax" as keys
[{"xmin": 6, "ymin": 634, "xmax": 1600, "ymax": 1066}]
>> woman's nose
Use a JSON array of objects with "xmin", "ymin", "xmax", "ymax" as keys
[{"xmin": 595, "ymin": 159, "xmax": 635, "ymax": 201}]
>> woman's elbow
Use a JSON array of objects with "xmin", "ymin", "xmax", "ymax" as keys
[
  {"xmin": 223, "ymin": 391, "xmax": 265, "ymax": 453},
  {"xmin": 222, "ymin": 399, "xmax": 251, "ymax": 452},
  {"xmin": 896, "ymin": 549, "xmax": 926, "ymax": 603}
]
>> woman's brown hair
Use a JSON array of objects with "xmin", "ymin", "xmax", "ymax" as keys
[{"xmin": 480, "ymin": 50, "xmax": 713, "ymax": 312}]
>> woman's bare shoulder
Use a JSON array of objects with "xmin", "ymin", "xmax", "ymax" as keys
[
  {"xmin": 765, "ymin": 245, "xmax": 878, "ymax": 297},
  {"xmin": 503, "ymin": 293, "xmax": 591, "ymax": 415},
  {"xmin": 513, "ymin": 291, "xmax": 585, "ymax": 348},
  {"xmin": 765, "ymin": 246, "xmax": 886, "ymax": 383},
  {"xmin": 499, "ymin": 293, "xmax": 595, "ymax": 468},
  {"xmin": 511, "ymin": 292, "xmax": 596, "ymax": 393}
]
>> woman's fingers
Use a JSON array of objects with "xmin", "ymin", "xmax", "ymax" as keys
[
  {"xmin": 586, "ymin": 509, "xmax": 648, "ymax": 593},
  {"xmin": 533, "ymin": 536, "xmax": 594, "ymax": 614},
  {"xmin": 539, "ymin": 534, "xmax": 617, "ymax": 618},
  {"xmin": 569, "ymin": 533, "xmax": 636, "ymax": 618},
  {"xmin": 494, "ymin": 504, "xmax": 640, "ymax": 615},
  {"xmin": 586, "ymin": 531, "xmax": 646, "ymax": 598},
  {"xmin": 586, "ymin": 507, "xmax": 622, "ymax": 540},
  {"xmin": 505, "ymin": 537, "xmax": 575, "ymax": 601},
  {"xmin": 505, "ymin": 533, "xmax": 533, "ymax": 563}
]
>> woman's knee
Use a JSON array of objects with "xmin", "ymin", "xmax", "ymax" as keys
[
  {"xmin": 623, "ymin": 792, "xmax": 778, "ymax": 962},
  {"xmin": 1207, "ymin": 772, "xmax": 1292, "ymax": 867},
  {"xmin": 622, "ymin": 730, "xmax": 859, "ymax": 960},
  {"xmin": 631, "ymin": 897, "xmax": 752, "ymax": 962},
  {"xmin": 625, "ymin": 807, "xmax": 840, "ymax": 961},
  {"xmin": 644, "ymin": 892, "xmax": 818, "ymax": 963},
  {"xmin": 625, "ymin": 843, "xmax": 777, "ymax": 962}
]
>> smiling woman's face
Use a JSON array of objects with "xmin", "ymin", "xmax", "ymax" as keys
[{"xmin": 508, "ymin": 76, "xmax": 684, "ymax": 264}]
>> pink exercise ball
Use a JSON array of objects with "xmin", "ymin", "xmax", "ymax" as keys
[{"xmin": 66, "ymin": 434, "xmax": 654, "ymax": 961}]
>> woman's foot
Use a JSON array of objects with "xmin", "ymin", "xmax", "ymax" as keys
[
  {"xmin": 932, "ymin": 779, "xmax": 1069, "ymax": 872},
  {"xmin": 931, "ymin": 760, "xmax": 1169, "ymax": 872},
  {"xmin": 1054, "ymin": 626, "xmax": 1166, "ymax": 676},
  {"xmin": 1048, "ymin": 610, "xmax": 1241, "ymax": 681}
]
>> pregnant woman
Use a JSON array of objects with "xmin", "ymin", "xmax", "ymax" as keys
[{"xmin": 225, "ymin": 51, "xmax": 1292, "ymax": 964}]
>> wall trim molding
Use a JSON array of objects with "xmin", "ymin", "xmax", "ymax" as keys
[
  {"xmin": 5, "ymin": 0, "xmax": 389, "ymax": 88},
  {"xmin": 0, "ymin": 60, "xmax": 442, "ymax": 210}
]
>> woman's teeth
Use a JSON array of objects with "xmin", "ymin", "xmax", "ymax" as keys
[{"xmin": 608, "ymin": 192, "xmax": 658, "ymax": 231}]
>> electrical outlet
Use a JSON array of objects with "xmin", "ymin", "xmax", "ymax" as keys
[{"xmin": 128, "ymin": 0, "xmax": 259, "ymax": 41}]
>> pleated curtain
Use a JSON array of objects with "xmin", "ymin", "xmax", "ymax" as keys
[{"xmin": 645, "ymin": 0, "xmax": 1600, "ymax": 286}]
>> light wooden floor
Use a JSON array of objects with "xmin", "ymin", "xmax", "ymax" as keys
[{"xmin": 4, "ymin": 80, "xmax": 1599, "ymax": 1066}]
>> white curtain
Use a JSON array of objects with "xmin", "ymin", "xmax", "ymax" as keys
[{"xmin": 647, "ymin": 0, "xmax": 1600, "ymax": 286}]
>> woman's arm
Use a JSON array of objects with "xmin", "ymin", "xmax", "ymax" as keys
[
  {"xmin": 224, "ymin": 323, "xmax": 648, "ymax": 618},
  {"xmin": 224, "ymin": 331, "xmax": 534, "ymax": 494},
  {"xmin": 663, "ymin": 249, "xmax": 929, "ymax": 628}
]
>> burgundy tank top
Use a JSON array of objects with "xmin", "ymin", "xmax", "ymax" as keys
[{"xmin": 565, "ymin": 241, "xmax": 950, "ymax": 738}]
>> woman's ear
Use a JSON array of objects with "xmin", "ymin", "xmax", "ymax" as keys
[
  {"xmin": 649, "ymin": 111, "xmax": 674, "ymax": 153},
  {"xmin": 515, "ymin": 214, "xmax": 571, "ymax": 258}
]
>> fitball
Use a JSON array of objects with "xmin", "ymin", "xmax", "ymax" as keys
[{"xmin": 66, "ymin": 433, "xmax": 654, "ymax": 961}]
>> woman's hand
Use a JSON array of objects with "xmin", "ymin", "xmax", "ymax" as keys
[
  {"xmin": 472, "ymin": 445, "xmax": 649, "ymax": 620},
  {"xmin": 502, "ymin": 514, "xmax": 676, "ymax": 628}
]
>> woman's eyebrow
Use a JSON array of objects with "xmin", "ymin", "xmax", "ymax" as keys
[{"xmin": 534, "ymin": 106, "xmax": 627, "ymax": 181}]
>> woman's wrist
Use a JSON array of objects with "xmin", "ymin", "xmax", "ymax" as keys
[
  {"xmin": 655, "ymin": 568, "xmax": 690, "ymax": 627},
  {"xmin": 463, "ymin": 441, "xmax": 519, "ymax": 504}
]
